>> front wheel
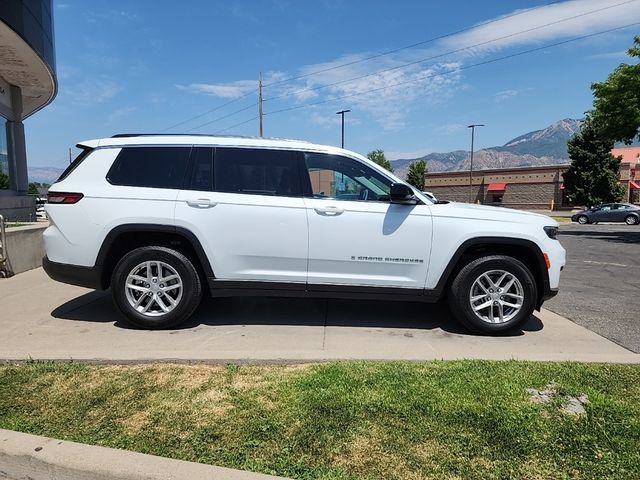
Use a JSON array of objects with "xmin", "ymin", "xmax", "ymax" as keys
[
  {"xmin": 111, "ymin": 246, "xmax": 203, "ymax": 329},
  {"xmin": 577, "ymin": 215, "xmax": 589, "ymax": 224},
  {"xmin": 625, "ymin": 214, "xmax": 639, "ymax": 225},
  {"xmin": 447, "ymin": 255, "xmax": 537, "ymax": 334}
]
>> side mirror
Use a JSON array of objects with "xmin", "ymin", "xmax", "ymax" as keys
[{"xmin": 390, "ymin": 183, "xmax": 417, "ymax": 205}]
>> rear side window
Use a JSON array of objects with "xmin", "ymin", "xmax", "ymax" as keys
[
  {"xmin": 214, "ymin": 147, "xmax": 301, "ymax": 197},
  {"xmin": 107, "ymin": 147, "xmax": 191, "ymax": 189}
]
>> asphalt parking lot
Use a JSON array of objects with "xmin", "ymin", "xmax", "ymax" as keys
[{"xmin": 546, "ymin": 222, "xmax": 640, "ymax": 353}]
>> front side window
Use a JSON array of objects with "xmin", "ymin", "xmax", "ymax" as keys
[
  {"xmin": 214, "ymin": 148, "xmax": 301, "ymax": 197},
  {"xmin": 303, "ymin": 153, "xmax": 391, "ymax": 202},
  {"xmin": 107, "ymin": 147, "xmax": 191, "ymax": 189}
]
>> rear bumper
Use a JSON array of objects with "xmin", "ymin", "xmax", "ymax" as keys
[{"xmin": 42, "ymin": 256, "xmax": 103, "ymax": 290}]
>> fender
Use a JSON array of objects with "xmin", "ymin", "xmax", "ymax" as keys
[
  {"xmin": 429, "ymin": 236, "xmax": 550, "ymax": 305},
  {"xmin": 95, "ymin": 223, "xmax": 215, "ymax": 278}
]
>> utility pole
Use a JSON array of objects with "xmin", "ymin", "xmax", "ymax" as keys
[
  {"xmin": 467, "ymin": 124, "xmax": 484, "ymax": 203},
  {"xmin": 336, "ymin": 109, "xmax": 350, "ymax": 148},
  {"xmin": 258, "ymin": 73, "xmax": 264, "ymax": 137}
]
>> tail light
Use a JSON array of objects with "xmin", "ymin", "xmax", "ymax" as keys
[{"xmin": 47, "ymin": 192, "xmax": 84, "ymax": 204}]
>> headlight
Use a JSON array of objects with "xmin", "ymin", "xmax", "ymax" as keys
[{"xmin": 544, "ymin": 226, "xmax": 559, "ymax": 240}]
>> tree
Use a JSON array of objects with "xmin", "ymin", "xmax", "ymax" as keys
[
  {"xmin": 28, "ymin": 182, "xmax": 39, "ymax": 195},
  {"xmin": 406, "ymin": 160, "xmax": 427, "ymax": 189},
  {"xmin": 591, "ymin": 36, "xmax": 640, "ymax": 144},
  {"xmin": 563, "ymin": 117, "xmax": 624, "ymax": 207},
  {"xmin": 0, "ymin": 164, "xmax": 9, "ymax": 190},
  {"xmin": 366, "ymin": 149, "xmax": 393, "ymax": 173}
]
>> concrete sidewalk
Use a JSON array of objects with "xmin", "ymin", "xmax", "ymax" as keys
[
  {"xmin": 1, "ymin": 268, "xmax": 638, "ymax": 363},
  {"xmin": 0, "ymin": 428, "xmax": 290, "ymax": 480}
]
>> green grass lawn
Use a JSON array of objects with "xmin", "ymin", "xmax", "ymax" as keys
[{"xmin": 1, "ymin": 361, "xmax": 639, "ymax": 479}]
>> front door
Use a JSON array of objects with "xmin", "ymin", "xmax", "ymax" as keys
[{"xmin": 301, "ymin": 152, "xmax": 432, "ymax": 290}]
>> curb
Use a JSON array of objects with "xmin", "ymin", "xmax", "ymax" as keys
[{"xmin": 0, "ymin": 428, "xmax": 291, "ymax": 480}]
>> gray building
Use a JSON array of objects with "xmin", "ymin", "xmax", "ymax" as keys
[{"xmin": 0, "ymin": 0, "xmax": 57, "ymax": 220}]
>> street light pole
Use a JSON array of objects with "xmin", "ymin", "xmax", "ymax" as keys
[
  {"xmin": 468, "ymin": 124, "xmax": 484, "ymax": 203},
  {"xmin": 336, "ymin": 109, "xmax": 351, "ymax": 148}
]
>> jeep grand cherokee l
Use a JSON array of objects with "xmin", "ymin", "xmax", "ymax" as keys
[{"xmin": 43, "ymin": 134, "xmax": 565, "ymax": 334}]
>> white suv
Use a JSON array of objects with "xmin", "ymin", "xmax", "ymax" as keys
[{"xmin": 43, "ymin": 134, "xmax": 565, "ymax": 334}]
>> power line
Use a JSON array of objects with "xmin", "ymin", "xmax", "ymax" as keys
[
  {"xmin": 214, "ymin": 116, "xmax": 259, "ymax": 134},
  {"xmin": 264, "ymin": 0, "xmax": 638, "ymax": 103},
  {"xmin": 262, "ymin": 0, "xmax": 566, "ymax": 88},
  {"xmin": 263, "ymin": 22, "xmax": 640, "ymax": 118},
  {"xmin": 161, "ymin": 89, "xmax": 257, "ymax": 132},
  {"xmin": 159, "ymin": 0, "xmax": 576, "ymax": 132},
  {"xmin": 185, "ymin": 102, "xmax": 258, "ymax": 132}
]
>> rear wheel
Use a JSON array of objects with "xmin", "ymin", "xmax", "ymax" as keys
[
  {"xmin": 447, "ymin": 255, "xmax": 537, "ymax": 334},
  {"xmin": 625, "ymin": 214, "xmax": 639, "ymax": 225},
  {"xmin": 577, "ymin": 215, "xmax": 589, "ymax": 224},
  {"xmin": 111, "ymin": 246, "xmax": 202, "ymax": 329}
]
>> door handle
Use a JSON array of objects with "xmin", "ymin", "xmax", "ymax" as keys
[
  {"xmin": 314, "ymin": 206, "xmax": 344, "ymax": 216},
  {"xmin": 186, "ymin": 198, "xmax": 217, "ymax": 209}
]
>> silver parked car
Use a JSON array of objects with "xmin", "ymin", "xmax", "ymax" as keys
[{"xmin": 571, "ymin": 203, "xmax": 640, "ymax": 225}]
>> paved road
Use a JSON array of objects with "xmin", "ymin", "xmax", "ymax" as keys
[
  {"xmin": 0, "ymin": 268, "xmax": 637, "ymax": 363},
  {"xmin": 546, "ymin": 222, "xmax": 640, "ymax": 353}
]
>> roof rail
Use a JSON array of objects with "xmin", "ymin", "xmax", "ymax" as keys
[{"xmin": 110, "ymin": 133, "xmax": 257, "ymax": 139}]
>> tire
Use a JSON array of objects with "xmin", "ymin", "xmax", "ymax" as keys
[
  {"xmin": 447, "ymin": 255, "xmax": 537, "ymax": 334},
  {"xmin": 625, "ymin": 214, "xmax": 639, "ymax": 225},
  {"xmin": 577, "ymin": 215, "xmax": 589, "ymax": 224},
  {"xmin": 111, "ymin": 246, "xmax": 202, "ymax": 329}
]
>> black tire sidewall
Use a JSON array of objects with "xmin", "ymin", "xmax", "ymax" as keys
[
  {"xmin": 111, "ymin": 246, "xmax": 202, "ymax": 329},
  {"xmin": 448, "ymin": 255, "xmax": 537, "ymax": 334}
]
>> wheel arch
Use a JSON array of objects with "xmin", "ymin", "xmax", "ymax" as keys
[
  {"xmin": 434, "ymin": 237, "xmax": 550, "ymax": 309},
  {"xmin": 96, "ymin": 224, "xmax": 214, "ymax": 289}
]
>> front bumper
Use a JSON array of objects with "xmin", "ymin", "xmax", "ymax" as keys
[{"xmin": 42, "ymin": 256, "xmax": 104, "ymax": 290}]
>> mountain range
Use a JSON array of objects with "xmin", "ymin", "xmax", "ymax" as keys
[
  {"xmin": 391, "ymin": 118, "xmax": 583, "ymax": 179},
  {"xmin": 4, "ymin": 118, "xmax": 584, "ymax": 185}
]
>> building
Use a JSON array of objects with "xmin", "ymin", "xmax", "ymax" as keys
[
  {"xmin": 425, "ymin": 147, "xmax": 640, "ymax": 210},
  {"xmin": 0, "ymin": 0, "xmax": 57, "ymax": 221}
]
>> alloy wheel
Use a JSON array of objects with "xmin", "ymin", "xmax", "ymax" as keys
[
  {"xmin": 124, "ymin": 261, "xmax": 183, "ymax": 317},
  {"xmin": 469, "ymin": 269, "xmax": 524, "ymax": 324}
]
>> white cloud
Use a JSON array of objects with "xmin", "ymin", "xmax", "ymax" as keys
[
  {"xmin": 434, "ymin": 123, "xmax": 466, "ymax": 135},
  {"xmin": 386, "ymin": 148, "xmax": 434, "ymax": 161},
  {"xmin": 585, "ymin": 50, "xmax": 629, "ymax": 60},
  {"xmin": 65, "ymin": 79, "xmax": 122, "ymax": 105},
  {"xmin": 177, "ymin": 0, "xmax": 638, "ymax": 130},
  {"xmin": 107, "ymin": 106, "xmax": 136, "ymax": 124},
  {"xmin": 178, "ymin": 80, "xmax": 257, "ymax": 99},
  {"xmin": 310, "ymin": 112, "xmax": 361, "ymax": 127},
  {"xmin": 439, "ymin": 0, "xmax": 640, "ymax": 55}
]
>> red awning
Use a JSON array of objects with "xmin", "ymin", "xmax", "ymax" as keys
[
  {"xmin": 630, "ymin": 180, "xmax": 640, "ymax": 189},
  {"xmin": 560, "ymin": 183, "xmax": 565, "ymax": 190},
  {"xmin": 487, "ymin": 183, "xmax": 507, "ymax": 192}
]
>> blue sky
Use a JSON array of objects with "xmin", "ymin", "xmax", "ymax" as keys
[{"xmin": 24, "ymin": 0, "xmax": 640, "ymax": 167}]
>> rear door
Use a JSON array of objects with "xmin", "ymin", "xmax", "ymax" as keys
[{"xmin": 174, "ymin": 147, "xmax": 308, "ymax": 285}]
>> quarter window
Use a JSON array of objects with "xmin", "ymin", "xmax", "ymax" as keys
[
  {"xmin": 107, "ymin": 147, "xmax": 191, "ymax": 189},
  {"xmin": 303, "ymin": 153, "xmax": 391, "ymax": 202},
  {"xmin": 214, "ymin": 148, "xmax": 301, "ymax": 197}
]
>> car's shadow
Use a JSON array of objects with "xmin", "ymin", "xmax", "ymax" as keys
[
  {"xmin": 559, "ymin": 226, "xmax": 640, "ymax": 244},
  {"xmin": 51, "ymin": 291, "xmax": 544, "ymax": 337}
]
